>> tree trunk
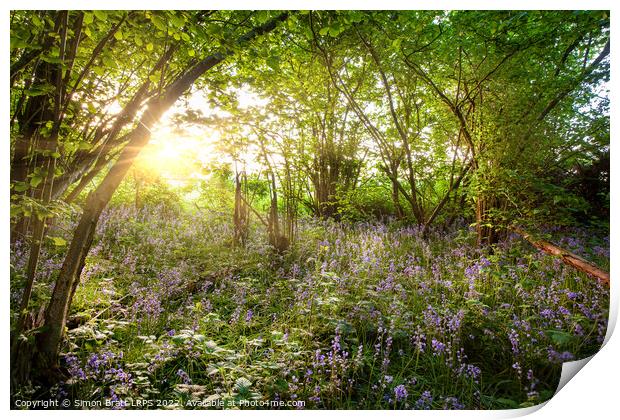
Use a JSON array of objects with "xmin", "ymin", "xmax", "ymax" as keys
[
  {"xmin": 476, "ymin": 195, "xmax": 495, "ymax": 246},
  {"xmin": 63, "ymin": 150, "xmax": 120, "ymax": 204},
  {"xmin": 13, "ymin": 11, "xmax": 68, "ymax": 338},
  {"xmin": 422, "ymin": 160, "xmax": 472, "ymax": 237},
  {"xmin": 391, "ymin": 178, "xmax": 404, "ymax": 218},
  {"xmin": 233, "ymin": 172, "xmax": 248, "ymax": 246}
]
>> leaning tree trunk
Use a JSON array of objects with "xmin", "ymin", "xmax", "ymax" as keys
[
  {"xmin": 23, "ymin": 14, "xmax": 289, "ymax": 376},
  {"xmin": 512, "ymin": 227, "xmax": 610, "ymax": 287},
  {"xmin": 34, "ymin": 93, "xmax": 168, "ymax": 374}
]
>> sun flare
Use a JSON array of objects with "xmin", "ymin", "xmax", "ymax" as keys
[{"xmin": 135, "ymin": 126, "xmax": 219, "ymax": 185}]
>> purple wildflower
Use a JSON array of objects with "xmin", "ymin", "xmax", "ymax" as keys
[
  {"xmin": 245, "ymin": 309, "xmax": 254, "ymax": 322},
  {"xmin": 416, "ymin": 390, "xmax": 433, "ymax": 409},
  {"xmin": 177, "ymin": 369, "xmax": 192, "ymax": 384},
  {"xmin": 394, "ymin": 384, "xmax": 408, "ymax": 402}
]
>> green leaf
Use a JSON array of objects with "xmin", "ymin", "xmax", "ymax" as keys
[
  {"xmin": 328, "ymin": 24, "xmax": 342, "ymax": 37},
  {"xmin": 41, "ymin": 55, "xmax": 64, "ymax": 64},
  {"xmin": 266, "ymin": 55, "xmax": 280, "ymax": 70},
  {"xmin": 93, "ymin": 10, "xmax": 107, "ymax": 21},
  {"xmin": 83, "ymin": 12, "xmax": 94, "ymax": 25},
  {"xmin": 49, "ymin": 236, "xmax": 67, "ymax": 247},
  {"xmin": 10, "ymin": 38, "xmax": 29, "ymax": 50},
  {"xmin": 146, "ymin": 42, "xmax": 154, "ymax": 52},
  {"xmin": 256, "ymin": 11, "xmax": 270, "ymax": 24},
  {"xmin": 114, "ymin": 30, "xmax": 123, "ymax": 40},
  {"xmin": 170, "ymin": 14, "xmax": 185, "ymax": 29},
  {"xmin": 234, "ymin": 377, "xmax": 252, "ymax": 392},
  {"xmin": 465, "ymin": 299, "xmax": 483, "ymax": 306},
  {"xmin": 24, "ymin": 83, "xmax": 54, "ymax": 97},
  {"xmin": 31, "ymin": 14, "xmax": 43, "ymax": 27},
  {"xmin": 102, "ymin": 55, "xmax": 116, "ymax": 69},
  {"xmin": 29, "ymin": 175, "xmax": 42, "ymax": 188},
  {"xmin": 349, "ymin": 12, "xmax": 364, "ymax": 23},
  {"xmin": 150, "ymin": 15, "xmax": 166, "ymax": 31},
  {"xmin": 547, "ymin": 330, "xmax": 573, "ymax": 346},
  {"xmin": 13, "ymin": 182, "xmax": 29, "ymax": 192},
  {"xmin": 495, "ymin": 398, "xmax": 519, "ymax": 408}
]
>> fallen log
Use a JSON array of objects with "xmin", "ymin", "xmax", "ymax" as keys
[{"xmin": 512, "ymin": 227, "xmax": 609, "ymax": 287}]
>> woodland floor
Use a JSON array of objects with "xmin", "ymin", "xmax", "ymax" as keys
[{"xmin": 10, "ymin": 204, "xmax": 610, "ymax": 409}]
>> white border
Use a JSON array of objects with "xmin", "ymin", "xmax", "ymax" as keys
[{"xmin": 3, "ymin": 1, "xmax": 617, "ymax": 419}]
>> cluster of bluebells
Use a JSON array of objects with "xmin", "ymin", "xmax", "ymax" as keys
[
  {"xmin": 20, "ymin": 205, "xmax": 608, "ymax": 410},
  {"xmin": 127, "ymin": 264, "xmax": 193, "ymax": 327},
  {"xmin": 443, "ymin": 396, "xmax": 465, "ymax": 410},
  {"xmin": 393, "ymin": 384, "xmax": 408, "ymax": 402},
  {"xmin": 64, "ymin": 350, "xmax": 133, "ymax": 388},
  {"xmin": 416, "ymin": 391, "xmax": 433, "ymax": 409},
  {"xmin": 176, "ymin": 369, "xmax": 192, "ymax": 384}
]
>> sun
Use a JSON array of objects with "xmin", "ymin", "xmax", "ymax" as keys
[
  {"xmin": 158, "ymin": 143, "xmax": 181, "ymax": 161},
  {"xmin": 135, "ymin": 126, "xmax": 219, "ymax": 186}
]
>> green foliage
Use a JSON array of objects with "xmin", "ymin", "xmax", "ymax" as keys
[{"xmin": 336, "ymin": 176, "xmax": 397, "ymax": 222}]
